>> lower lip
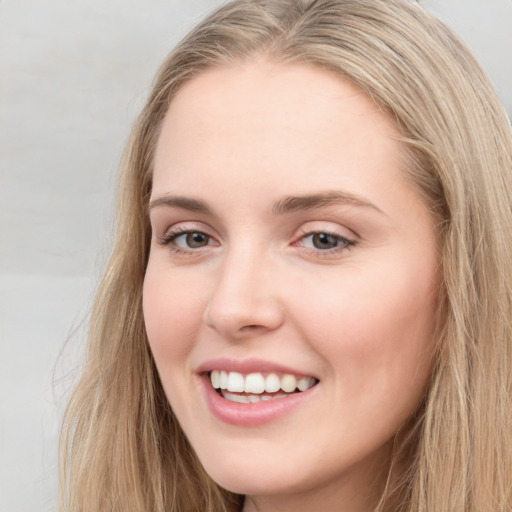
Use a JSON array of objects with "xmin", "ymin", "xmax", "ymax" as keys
[{"xmin": 199, "ymin": 375, "xmax": 317, "ymax": 427}]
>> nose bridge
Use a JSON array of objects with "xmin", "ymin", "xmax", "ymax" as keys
[{"xmin": 204, "ymin": 241, "xmax": 283, "ymax": 336}]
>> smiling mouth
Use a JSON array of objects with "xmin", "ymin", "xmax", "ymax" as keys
[{"xmin": 208, "ymin": 370, "xmax": 319, "ymax": 403}]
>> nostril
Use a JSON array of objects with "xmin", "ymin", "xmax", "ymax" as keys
[{"xmin": 240, "ymin": 325, "xmax": 262, "ymax": 331}]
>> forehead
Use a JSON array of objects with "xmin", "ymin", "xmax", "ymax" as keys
[
  {"xmin": 166, "ymin": 59, "xmax": 380, "ymax": 121},
  {"xmin": 152, "ymin": 59, "xmax": 406, "ymax": 208},
  {"xmin": 158, "ymin": 59, "xmax": 397, "ymax": 142}
]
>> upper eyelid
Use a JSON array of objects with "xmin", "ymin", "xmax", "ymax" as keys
[
  {"xmin": 160, "ymin": 221, "xmax": 215, "ymax": 236},
  {"xmin": 299, "ymin": 230, "xmax": 352, "ymax": 241},
  {"xmin": 294, "ymin": 221, "xmax": 357, "ymax": 240}
]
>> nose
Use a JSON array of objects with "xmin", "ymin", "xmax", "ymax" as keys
[{"xmin": 203, "ymin": 249, "xmax": 284, "ymax": 339}]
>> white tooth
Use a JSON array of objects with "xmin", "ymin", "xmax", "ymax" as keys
[
  {"xmin": 298, "ymin": 377, "xmax": 313, "ymax": 391},
  {"xmin": 261, "ymin": 392, "xmax": 291, "ymax": 401},
  {"xmin": 219, "ymin": 371, "xmax": 228, "ymax": 389},
  {"xmin": 248, "ymin": 394, "xmax": 261, "ymax": 403},
  {"xmin": 280, "ymin": 374, "xmax": 297, "ymax": 393},
  {"xmin": 223, "ymin": 391, "xmax": 250, "ymax": 403},
  {"xmin": 265, "ymin": 373, "xmax": 281, "ymax": 393},
  {"xmin": 245, "ymin": 373, "xmax": 265, "ymax": 394},
  {"xmin": 227, "ymin": 372, "xmax": 245, "ymax": 392},
  {"xmin": 211, "ymin": 370, "xmax": 220, "ymax": 389}
]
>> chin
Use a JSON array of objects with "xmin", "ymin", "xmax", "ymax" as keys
[
  {"xmin": 200, "ymin": 451, "xmax": 306, "ymax": 496},
  {"xmin": 210, "ymin": 472, "xmax": 301, "ymax": 498}
]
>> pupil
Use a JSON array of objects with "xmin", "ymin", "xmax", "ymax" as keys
[
  {"xmin": 313, "ymin": 233, "xmax": 338, "ymax": 249},
  {"xmin": 187, "ymin": 232, "xmax": 208, "ymax": 248}
]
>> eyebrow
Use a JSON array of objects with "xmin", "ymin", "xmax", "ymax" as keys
[
  {"xmin": 272, "ymin": 190, "xmax": 383, "ymax": 215},
  {"xmin": 148, "ymin": 190, "xmax": 383, "ymax": 216},
  {"xmin": 148, "ymin": 195, "xmax": 213, "ymax": 214}
]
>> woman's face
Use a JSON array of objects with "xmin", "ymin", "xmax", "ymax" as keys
[{"xmin": 144, "ymin": 60, "xmax": 439, "ymax": 511}]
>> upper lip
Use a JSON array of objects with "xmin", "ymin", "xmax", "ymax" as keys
[{"xmin": 196, "ymin": 357, "xmax": 317, "ymax": 379}]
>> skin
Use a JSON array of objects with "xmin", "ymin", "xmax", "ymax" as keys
[{"xmin": 143, "ymin": 59, "xmax": 440, "ymax": 512}]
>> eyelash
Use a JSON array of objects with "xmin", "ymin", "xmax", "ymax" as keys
[
  {"xmin": 294, "ymin": 230, "xmax": 356, "ymax": 257},
  {"xmin": 159, "ymin": 227, "xmax": 356, "ymax": 258},
  {"xmin": 159, "ymin": 227, "xmax": 215, "ymax": 255}
]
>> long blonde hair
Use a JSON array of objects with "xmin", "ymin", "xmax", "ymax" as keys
[{"xmin": 60, "ymin": 1, "xmax": 512, "ymax": 510}]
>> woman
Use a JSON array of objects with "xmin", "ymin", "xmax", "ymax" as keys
[{"xmin": 60, "ymin": 0, "xmax": 512, "ymax": 511}]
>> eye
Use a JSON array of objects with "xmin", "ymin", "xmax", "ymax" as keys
[
  {"xmin": 175, "ymin": 231, "xmax": 211, "ymax": 249},
  {"xmin": 159, "ymin": 228, "xmax": 218, "ymax": 253},
  {"xmin": 295, "ymin": 230, "xmax": 355, "ymax": 256},
  {"xmin": 303, "ymin": 232, "xmax": 343, "ymax": 250}
]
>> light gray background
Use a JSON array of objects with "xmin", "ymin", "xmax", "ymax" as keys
[{"xmin": 1, "ymin": 1, "xmax": 511, "ymax": 511}]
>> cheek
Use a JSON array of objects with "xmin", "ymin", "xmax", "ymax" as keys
[
  {"xmin": 142, "ymin": 265, "xmax": 212, "ymax": 426},
  {"xmin": 142, "ymin": 265, "xmax": 206, "ymax": 365},
  {"xmin": 292, "ymin": 260, "xmax": 438, "ymax": 399}
]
